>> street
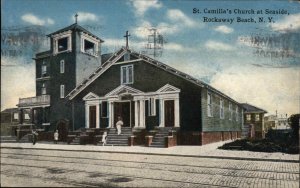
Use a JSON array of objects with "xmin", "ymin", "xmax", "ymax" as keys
[{"xmin": 1, "ymin": 148, "xmax": 299, "ymax": 187}]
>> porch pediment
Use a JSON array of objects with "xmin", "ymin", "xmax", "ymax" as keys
[
  {"xmin": 105, "ymin": 85, "xmax": 144, "ymax": 97},
  {"xmin": 157, "ymin": 84, "xmax": 180, "ymax": 93},
  {"xmin": 83, "ymin": 92, "xmax": 100, "ymax": 100}
]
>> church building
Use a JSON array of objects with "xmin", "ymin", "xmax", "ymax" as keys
[{"xmin": 17, "ymin": 20, "xmax": 243, "ymax": 146}]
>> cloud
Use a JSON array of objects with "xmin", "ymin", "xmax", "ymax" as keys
[
  {"xmin": 164, "ymin": 43, "xmax": 184, "ymax": 51},
  {"xmin": 131, "ymin": 21, "xmax": 152, "ymax": 39},
  {"xmin": 270, "ymin": 13, "xmax": 300, "ymax": 33},
  {"xmin": 210, "ymin": 65, "xmax": 300, "ymax": 116},
  {"xmin": 75, "ymin": 12, "xmax": 99, "ymax": 22},
  {"xmin": 21, "ymin": 13, "xmax": 54, "ymax": 25},
  {"xmin": 131, "ymin": 9, "xmax": 202, "ymax": 39},
  {"xmin": 103, "ymin": 38, "xmax": 145, "ymax": 51},
  {"xmin": 166, "ymin": 9, "xmax": 199, "ymax": 28},
  {"xmin": 214, "ymin": 25, "xmax": 234, "ymax": 34},
  {"xmin": 129, "ymin": 0, "xmax": 162, "ymax": 16},
  {"xmin": 1, "ymin": 57, "xmax": 35, "ymax": 111},
  {"xmin": 104, "ymin": 38, "xmax": 124, "ymax": 47},
  {"xmin": 157, "ymin": 22, "xmax": 180, "ymax": 35},
  {"xmin": 205, "ymin": 40, "xmax": 235, "ymax": 51},
  {"xmin": 131, "ymin": 21, "xmax": 180, "ymax": 40}
]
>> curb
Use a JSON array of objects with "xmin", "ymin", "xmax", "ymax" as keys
[{"xmin": 1, "ymin": 145, "xmax": 299, "ymax": 163}]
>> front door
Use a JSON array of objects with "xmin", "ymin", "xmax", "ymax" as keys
[
  {"xmin": 114, "ymin": 102, "xmax": 131, "ymax": 127},
  {"xmin": 165, "ymin": 100, "xmax": 174, "ymax": 127},
  {"xmin": 89, "ymin": 106, "xmax": 96, "ymax": 128}
]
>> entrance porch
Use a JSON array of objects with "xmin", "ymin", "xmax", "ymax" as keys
[{"xmin": 83, "ymin": 84, "xmax": 180, "ymax": 130}]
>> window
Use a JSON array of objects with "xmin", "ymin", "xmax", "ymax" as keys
[
  {"xmin": 60, "ymin": 60, "xmax": 65, "ymax": 73},
  {"xmin": 81, "ymin": 34, "xmax": 99, "ymax": 57},
  {"xmin": 57, "ymin": 37, "xmax": 68, "ymax": 52},
  {"xmin": 60, "ymin": 85, "xmax": 65, "ymax": 98},
  {"xmin": 207, "ymin": 93, "xmax": 213, "ymax": 117},
  {"xmin": 121, "ymin": 65, "xmax": 134, "ymax": 84},
  {"xmin": 148, "ymin": 98, "xmax": 156, "ymax": 116},
  {"xmin": 220, "ymin": 99, "xmax": 224, "ymax": 119},
  {"xmin": 235, "ymin": 106, "xmax": 239, "ymax": 122},
  {"xmin": 84, "ymin": 39, "xmax": 95, "ymax": 55},
  {"xmin": 255, "ymin": 114, "xmax": 260, "ymax": 121},
  {"xmin": 41, "ymin": 83, "xmax": 46, "ymax": 95},
  {"xmin": 13, "ymin": 113, "xmax": 19, "ymax": 120},
  {"xmin": 101, "ymin": 101, "xmax": 108, "ymax": 117},
  {"xmin": 41, "ymin": 65, "xmax": 47, "ymax": 75},
  {"xmin": 246, "ymin": 114, "xmax": 251, "ymax": 121},
  {"xmin": 229, "ymin": 102, "xmax": 232, "ymax": 120},
  {"xmin": 24, "ymin": 113, "xmax": 30, "ymax": 120},
  {"xmin": 53, "ymin": 32, "xmax": 72, "ymax": 54}
]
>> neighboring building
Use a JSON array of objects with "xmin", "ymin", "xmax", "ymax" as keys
[
  {"xmin": 277, "ymin": 116, "xmax": 289, "ymax": 130},
  {"xmin": 265, "ymin": 114, "xmax": 290, "ymax": 130},
  {"xmin": 16, "ymin": 22, "xmax": 244, "ymax": 145},
  {"xmin": 241, "ymin": 103, "xmax": 267, "ymax": 139},
  {"xmin": 0, "ymin": 108, "xmax": 19, "ymax": 136},
  {"xmin": 264, "ymin": 115, "xmax": 277, "ymax": 131}
]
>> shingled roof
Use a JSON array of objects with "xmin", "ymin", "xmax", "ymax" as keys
[
  {"xmin": 47, "ymin": 23, "xmax": 104, "ymax": 42},
  {"xmin": 66, "ymin": 47, "xmax": 241, "ymax": 105},
  {"xmin": 241, "ymin": 103, "xmax": 267, "ymax": 113}
]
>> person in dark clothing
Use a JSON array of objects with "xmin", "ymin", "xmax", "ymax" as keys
[{"xmin": 32, "ymin": 130, "xmax": 38, "ymax": 145}]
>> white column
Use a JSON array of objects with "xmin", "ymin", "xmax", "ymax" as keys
[
  {"xmin": 96, "ymin": 103, "xmax": 100, "ymax": 128},
  {"xmin": 159, "ymin": 99, "xmax": 165, "ymax": 127},
  {"xmin": 85, "ymin": 104, "xmax": 89, "ymax": 128},
  {"xmin": 134, "ymin": 100, "xmax": 139, "ymax": 127},
  {"xmin": 139, "ymin": 100, "xmax": 145, "ymax": 128},
  {"xmin": 108, "ymin": 102, "xmax": 114, "ymax": 128},
  {"xmin": 174, "ymin": 98, "xmax": 180, "ymax": 127}
]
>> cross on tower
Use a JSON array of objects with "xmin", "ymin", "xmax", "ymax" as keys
[
  {"xmin": 124, "ymin": 31, "xmax": 131, "ymax": 49},
  {"xmin": 75, "ymin": 13, "xmax": 78, "ymax": 24}
]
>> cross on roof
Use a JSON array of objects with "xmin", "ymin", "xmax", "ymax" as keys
[
  {"xmin": 75, "ymin": 13, "xmax": 78, "ymax": 24},
  {"xmin": 124, "ymin": 31, "xmax": 130, "ymax": 49}
]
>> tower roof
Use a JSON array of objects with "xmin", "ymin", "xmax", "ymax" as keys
[{"xmin": 47, "ymin": 23, "xmax": 104, "ymax": 42}]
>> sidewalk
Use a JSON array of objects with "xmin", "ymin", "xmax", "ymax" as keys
[{"xmin": 1, "ymin": 141, "xmax": 299, "ymax": 163}]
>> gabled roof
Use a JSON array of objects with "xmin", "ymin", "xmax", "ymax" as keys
[
  {"xmin": 105, "ymin": 85, "xmax": 144, "ymax": 97},
  {"xmin": 66, "ymin": 47, "xmax": 241, "ymax": 105},
  {"xmin": 241, "ymin": 103, "xmax": 267, "ymax": 113},
  {"xmin": 47, "ymin": 23, "xmax": 104, "ymax": 42},
  {"xmin": 1, "ymin": 108, "xmax": 18, "ymax": 114}
]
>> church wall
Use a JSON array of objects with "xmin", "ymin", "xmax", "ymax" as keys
[
  {"xmin": 74, "ymin": 31, "xmax": 102, "ymax": 85},
  {"xmin": 73, "ymin": 59, "xmax": 203, "ymax": 131},
  {"xmin": 48, "ymin": 51, "xmax": 76, "ymax": 131},
  {"xmin": 201, "ymin": 87, "xmax": 243, "ymax": 134}
]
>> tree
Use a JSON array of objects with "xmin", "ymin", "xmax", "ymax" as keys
[{"xmin": 287, "ymin": 114, "xmax": 300, "ymax": 142}]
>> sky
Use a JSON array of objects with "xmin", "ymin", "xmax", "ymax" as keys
[{"xmin": 1, "ymin": 0, "xmax": 300, "ymax": 117}]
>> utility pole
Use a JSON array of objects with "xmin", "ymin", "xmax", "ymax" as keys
[{"xmin": 145, "ymin": 28, "xmax": 164, "ymax": 58}]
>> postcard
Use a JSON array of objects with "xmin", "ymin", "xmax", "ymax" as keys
[{"xmin": 1, "ymin": 0, "xmax": 299, "ymax": 187}]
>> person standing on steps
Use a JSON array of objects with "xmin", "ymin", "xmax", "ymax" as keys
[
  {"xmin": 54, "ymin": 130, "xmax": 59, "ymax": 144},
  {"xmin": 116, "ymin": 116, "xmax": 123, "ymax": 135},
  {"xmin": 101, "ymin": 131, "xmax": 107, "ymax": 146}
]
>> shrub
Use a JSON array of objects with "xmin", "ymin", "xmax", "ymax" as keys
[{"xmin": 288, "ymin": 114, "xmax": 300, "ymax": 142}]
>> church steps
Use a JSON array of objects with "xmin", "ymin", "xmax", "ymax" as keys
[
  {"xmin": 150, "ymin": 128, "xmax": 172, "ymax": 148},
  {"xmin": 106, "ymin": 128, "xmax": 133, "ymax": 146}
]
